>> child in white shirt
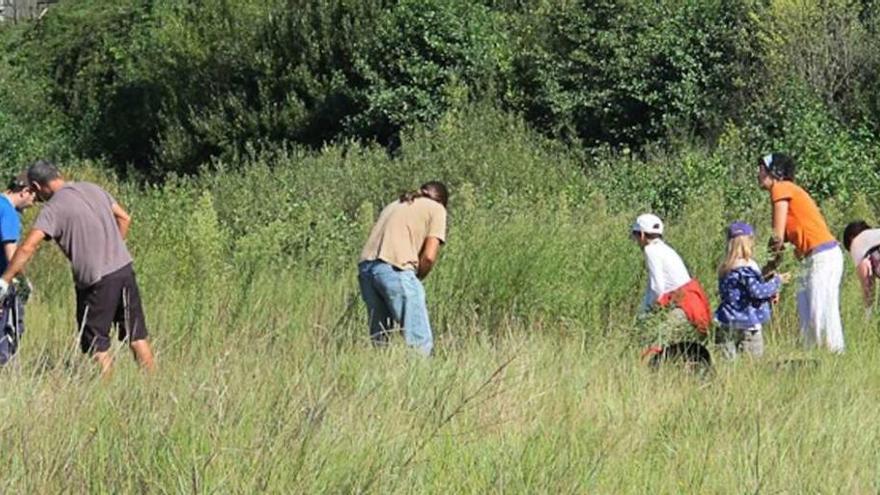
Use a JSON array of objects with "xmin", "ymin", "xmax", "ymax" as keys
[{"xmin": 631, "ymin": 214, "xmax": 712, "ymax": 353}]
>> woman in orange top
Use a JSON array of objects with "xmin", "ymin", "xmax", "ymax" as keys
[{"xmin": 758, "ymin": 153, "xmax": 844, "ymax": 352}]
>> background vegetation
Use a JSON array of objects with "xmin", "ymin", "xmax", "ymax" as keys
[{"xmin": 1, "ymin": 0, "xmax": 880, "ymax": 491}]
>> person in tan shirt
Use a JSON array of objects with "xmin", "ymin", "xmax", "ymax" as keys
[{"xmin": 358, "ymin": 181, "xmax": 448, "ymax": 355}]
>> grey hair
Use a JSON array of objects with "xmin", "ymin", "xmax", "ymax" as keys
[{"xmin": 27, "ymin": 159, "xmax": 61, "ymax": 185}]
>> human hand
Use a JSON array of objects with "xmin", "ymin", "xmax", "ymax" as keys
[
  {"xmin": 777, "ymin": 272, "xmax": 792, "ymax": 284},
  {"xmin": 771, "ymin": 293, "xmax": 780, "ymax": 305},
  {"xmin": 768, "ymin": 235, "xmax": 784, "ymax": 255}
]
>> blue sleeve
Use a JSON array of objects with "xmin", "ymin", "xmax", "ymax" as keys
[
  {"xmin": 744, "ymin": 271, "xmax": 781, "ymax": 300},
  {"xmin": 0, "ymin": 208, "xmax": 20, "ymax": 244},
  {"xmin": 717, "ymin": 274, "xmax": 736, "ymax": 303},
  {"xmin": 717, "ymin": 276, "xmax": 728, "ymax": 300}
]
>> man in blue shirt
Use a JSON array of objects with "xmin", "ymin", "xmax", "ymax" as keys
[{"xmin": 0, "ymin": 172, "xmax": 35, "ymax": 364}]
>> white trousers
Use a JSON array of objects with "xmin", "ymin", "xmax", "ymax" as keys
[{"xmin": 797, "ymin": 247, "xmax": 845, "ymax": 352}]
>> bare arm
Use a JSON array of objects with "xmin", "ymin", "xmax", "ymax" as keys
[
  {"xmin": 771, "ymin": 200, "xmax": 788, "ymax": 244},
  {"xmin": 763, "ymin": 199, "xmax": 789, "ymax": 273},
  {"xmin": 858, "ymin": 258, "xmax": 875, "ymax": 308},
  {"xmin": 1, "ymin": 230, "xmax": 45, "ymax": 283},
  {"xmin": 416, "ymin": 237, "xmax": 442, "ymax": 280},
  {"xmin": 112, "ymin": 203, "xmax": 131, "ymax": 240}
]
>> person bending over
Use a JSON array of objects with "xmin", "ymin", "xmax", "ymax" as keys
[
  {"xmin": 0, "ymin": 171, "xmax": 35, "ymax": 364},
  {"xmin": 631, "ymin": 213, "xmax": 712, "ymax": 354},
  {"xmin": 358, "ymin": 181, "xmax": 448, "ymax": 356},
  {"xmin": 0, "ymin": 160, "xmax": 156, "ymax": 375},
  {"xmin": 843, "ymin": 220, "xmax": 880, "ymax": 311},
  {"xmin": 757, "ymin": 153, "xmax": 844, "ymax": 353}
]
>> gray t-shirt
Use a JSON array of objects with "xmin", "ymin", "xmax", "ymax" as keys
[{"xmin": 33, "ymin": 182, "xmax": 133, "ymax": 288}]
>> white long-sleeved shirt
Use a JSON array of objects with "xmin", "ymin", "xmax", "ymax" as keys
[{"xmin": 639, "ymin": 239, "xmax": 692, "ymax": 313}]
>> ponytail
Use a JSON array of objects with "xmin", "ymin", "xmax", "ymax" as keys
[
  {"xmin": 399, "ymin": 181, "xmax": 449, "ymax": 208},
  {"xmin": 761, "ymin": 153, "xmax": 797, "ymax": 181},
  {"xmin": 399, "ymin": 190, "xmax": 425, "ymax": 203}
]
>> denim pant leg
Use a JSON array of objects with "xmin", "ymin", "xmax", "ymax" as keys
[
  {"xmin": 358, "ymin": 262, "xmax": 394, "ymax": 345},
  {"xmin": 369, "ymin": 263, "xmax": 433, "ymax": 356},
  {"xmin": 398, "ymin": 271, "xmax": 433, "ymax": 356}
]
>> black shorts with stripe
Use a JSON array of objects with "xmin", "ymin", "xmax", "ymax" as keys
[{"xmin": 75, "ymin": 263, "xmax": 149, "ymax": 354}]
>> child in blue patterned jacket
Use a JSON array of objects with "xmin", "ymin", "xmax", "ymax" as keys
[{"xmin": 715, "ymin": 222, "xmax": 790, "ymax": 359}]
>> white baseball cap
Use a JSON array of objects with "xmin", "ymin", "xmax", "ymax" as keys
[{"xmin": 631, "ymin": 213, "xmax": 664, "ymax": 235}]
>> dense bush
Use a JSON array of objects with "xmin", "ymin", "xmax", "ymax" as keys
[
  {"xmin": 350, "ymin": 0, "xmax": 508, "ymax": 146},
  {"xmin": 5, "ymin": 0, "xmax": 508, "ymax": 177},
  {"xmin": 0, "ymin": 23, "xmax": 73, "ymax": 172},
  {"xmin": 12, "ymin": 0, "xmax": 156, "ymax": 170},
  {"xmin": 759, "ymin": 0, "xmax": 880, "ymax": 127},
  {"xmin": 8, "ymin": 0, "xmax": 378, "ymax": 176},
  {"xmin": 0, "ymin": 0, "xmax": 879, "ymax": 210},
  {"xmin": 764, "ymin": 89, "xmax": 880, "ymax": 203},
  {"xmin": 152, "ymin": 0, "xmax": 385, "ymax": 174},
  {"xmin": 200, "ymin": 106, "xmax": 590, "ymax": 269},
  {"xmin": 503, "ymin": 0, "xmax": 762, "ymax": 148}
]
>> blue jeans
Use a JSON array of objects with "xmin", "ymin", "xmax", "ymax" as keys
[{"xmin": 358, "ymin": 260, "xmax": 433, "ymax": 356}]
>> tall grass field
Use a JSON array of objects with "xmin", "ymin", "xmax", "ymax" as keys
[{"xmin": 0, "ymin": 108, "xmax": 875, "ymax": 492}]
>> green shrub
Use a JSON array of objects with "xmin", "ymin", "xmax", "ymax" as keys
[
  {"xmin": 152, "ymin": 0, "xmax": 385, "ymax": 174},
  {"xmin": 15, "ymin": 0, "xmax": 156, "ymax": 171},
  {"xmin": 12, "ymin": 0, "xmax": 511, "ymax": 177},
  {"xmin": 0, "ymin": 24, "xmax": 73, "ymax": 170},
  {"xmin": 759, "ymin": 0, "xmax": 880, "ymax": 127},
  {"xmin": 504, "ymin": 0, "xmax": 761, "ymax": 149},
  {"xmin": 747, "ymin": 80, "xmax": 880, "ymax": 203},
  {"xmin": 769, "ymin": 91, "xmax": 880, "ymax": 203},
  {"xmin": 350, "ymin": 0, "xmax": 509, "ymax": 145}
]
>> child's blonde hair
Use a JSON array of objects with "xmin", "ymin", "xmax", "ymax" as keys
[{"xmin": 718, "ymin": 235, "xmax": 754, "ymax": 277}]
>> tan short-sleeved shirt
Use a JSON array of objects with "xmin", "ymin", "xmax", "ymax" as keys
[{"xmin": 359, "ymin": 197, "xmax": 447, "ymax": 271}]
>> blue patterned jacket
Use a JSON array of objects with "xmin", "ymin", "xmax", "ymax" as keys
[{"xmin": 715, "ymin": 263, "xmax": 781, "ymax": 329}]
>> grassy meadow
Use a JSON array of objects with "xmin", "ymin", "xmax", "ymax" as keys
[{"xmin": 0, "ymin": 109, "xmax": 876, "ymax": 492}]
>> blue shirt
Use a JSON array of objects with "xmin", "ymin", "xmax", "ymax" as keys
[
  {"xmin": 0, "ymin": 194, "xmax": 21, "ymax": 273},
  {"xmin": 715, "ymin": 263, "xmax": 781, "ymax": 329},
  {"xmin": 0, "ymin": 196, "xmax": 20, "ymax": 274}
]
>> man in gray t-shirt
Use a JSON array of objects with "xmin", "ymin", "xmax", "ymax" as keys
[
  {"xmin": 0, "ymin": 160, "xmax": 156, "ymax": 375},
  {"xmin": 32, "ymin": 181, "xmax": 133, "ymax": 289}
]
